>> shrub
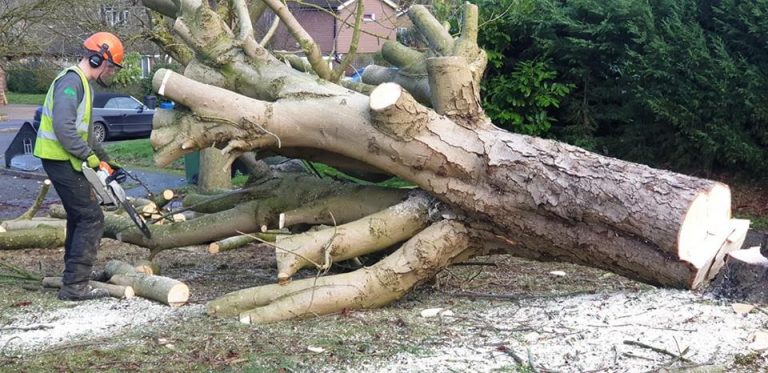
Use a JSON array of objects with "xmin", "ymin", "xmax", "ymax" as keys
[{"xmin": 7, "ymin": 60, "xmax": 60, "ymax": 94}]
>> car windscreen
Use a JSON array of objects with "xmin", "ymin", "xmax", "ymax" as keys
[{"xmin": 102, "ymin": 96, "xmax": 142, "ymax": 110}]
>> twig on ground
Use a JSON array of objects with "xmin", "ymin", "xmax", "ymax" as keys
[
  {"xmin": 623, "ymin": 340, "xmax": 692, "ymax": 363},
  {"xmin": 439, "ymin": 289, "xmax": 597, "ymax": 301},
  {"xmin": 0, "ymin": 324, "xmax": 54, "ymax": 331}
]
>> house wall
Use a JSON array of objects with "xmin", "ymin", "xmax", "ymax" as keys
[
  {"xmin": 335, "ymin": 0, "xmax": 397, "ymax": 54},
  {"xmin": 270, "ymin": 9, "xmax": 336, "ymax": 54}
]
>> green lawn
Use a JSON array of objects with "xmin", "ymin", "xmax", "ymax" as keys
[
  {"xmin": 104, "ymin": 139, "xmax": 184, "ymax": 171},
  {"xmin": 6, "ymin": 92, "xmax": 46, "ymax": 105}
]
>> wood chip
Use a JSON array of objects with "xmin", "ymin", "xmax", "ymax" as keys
[
  {"xmin": 749, "ymin": 330, "xmax": 768, "ymax": 351},
  {"xmin": 420, "ymin": 308, "xmax": 444, "ymax": 318},
  {"xmin": 732, "ymin": 303, "xmax": 755, "ymax": 315}
]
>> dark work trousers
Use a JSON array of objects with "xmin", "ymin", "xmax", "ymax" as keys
[{"xmin": 42, "ymin": 159, "xmax": 104, "ymax": 286}]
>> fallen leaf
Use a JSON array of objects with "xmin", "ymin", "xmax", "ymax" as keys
[
  {"xmin": 732, "ymin": 303, "xmax": 755, "ymax": 315},
  {"xmin": 307, "ymin": 346, "xmax": 325, "ymax": 353}
]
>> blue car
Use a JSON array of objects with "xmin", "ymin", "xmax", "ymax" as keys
[{"xmin": 33, "ymin": 93, "xmax": 154, "ymax": 143}]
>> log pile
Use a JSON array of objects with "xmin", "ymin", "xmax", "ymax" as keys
[{"xmin": 40, "ymin": 260, "xmax": 188, "ymax": 306}]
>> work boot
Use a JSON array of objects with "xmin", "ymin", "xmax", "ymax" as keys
[
  {"xmin": 89, "ymin": 270, "xmax": 110, "ymax": 282},
  {"xmin": 57, "ymin": 282, "xmax": 110, "ymax": 301}
]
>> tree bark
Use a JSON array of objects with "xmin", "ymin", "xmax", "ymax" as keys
[
  {"xmin": 1, "ymin": 218, "xmax": 67, "ymax": 231},
  {"xmin": 275, "ymin": 192, "xmax": 432, "ymax": 281},
  {"xmin": 0, "ymin": 227, "xmax": 65, "ymax": 250},
  {"xmin": 198, "ymin": 148, "xmax": 233, "ymax": 192},
  {"xmin": 0, "ymin": 63, "xmax": 7, "ymax": 106}
]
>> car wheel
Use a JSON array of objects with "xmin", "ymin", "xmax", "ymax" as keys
[{"xmin": 93, "ymin": 122, "xmax": 107, "ymax": 143}]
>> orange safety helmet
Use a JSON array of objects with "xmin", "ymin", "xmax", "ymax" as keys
[{"xmin": 83, "ymin": 32, "xmax": 124, "ymax": 68}]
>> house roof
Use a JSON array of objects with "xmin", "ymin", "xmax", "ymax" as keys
[
  {"xmin": 337, "ymin": 0, "xmax": 398, "ymax": 11},
  {"xmin": 292, "ymin": 0, "xmax": 399, "ymax": 11},
  {"xmin": 293, "ymin": 0, "xmax": 345, "ymax": 8}
]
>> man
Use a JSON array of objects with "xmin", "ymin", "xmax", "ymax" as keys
[{"xmin": 33, "ymin": 32, "xmax": 125, "ymax": 301}]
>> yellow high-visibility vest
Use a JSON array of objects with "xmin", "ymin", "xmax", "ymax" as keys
[{"xmin": 33, "ymin": 66, "xmax": 92, "ymax": 171}]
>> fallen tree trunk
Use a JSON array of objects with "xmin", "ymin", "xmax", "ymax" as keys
[
  {"xmin": 1, "ymin": 218, "xmax": 67, "ymax": 231},
  {"xmin": 152, "ymin": 66, "xmax": 736, "ymax": 289},
  {"xmin": 0, "ymin": 227, "xmax": 66, "ymax": 250},
  {"xmin": 138, "ymin": 0, "xmax": 749, "ymax": 322}
]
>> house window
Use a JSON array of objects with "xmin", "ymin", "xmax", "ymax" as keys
[
  {"xmin": 141, "ymin": 55, "xmax": 152, "ymax": 78},
  {"xmin": 104, "ymin": 7, "xmax": 115, "ymax": 26},
  {"xmin": 363, "ymin": 13, "xmax": 376, "ymax": 22},
  {"xmin": 104, "ymin": 7, "xmax": 129, "ymax": 26}
]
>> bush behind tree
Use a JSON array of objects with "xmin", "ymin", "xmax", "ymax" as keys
[{"xmin": 476, "ymin": 0, "xmax": 768, "ymax": 178}]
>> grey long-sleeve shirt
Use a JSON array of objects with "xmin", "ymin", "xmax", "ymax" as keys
[{"xmin": 51, "ymin": 71, "xmax": 109, "ymax": 162}]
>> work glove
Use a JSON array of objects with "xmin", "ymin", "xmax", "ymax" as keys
[{"xmin": 86, "ymin": 154, "xmax": 100, "ymax": 169}]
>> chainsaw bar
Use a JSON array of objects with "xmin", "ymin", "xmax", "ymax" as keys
[{"xmin": 119, "ymin": 198, "xmax": 152, "ymax": 239}]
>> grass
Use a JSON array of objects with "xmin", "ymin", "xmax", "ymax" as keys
[
  {"xmin": 104, "ymin": 139, "xmax": 184, "ymax": 171},
  {"xmin": 6, "ymin": 92, "xmax": 46, "ymax": 106}
]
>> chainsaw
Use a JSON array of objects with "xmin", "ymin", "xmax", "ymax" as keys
[{"xmin": 82, "ymin": 161, "xmax": 152, "ymax": 239}]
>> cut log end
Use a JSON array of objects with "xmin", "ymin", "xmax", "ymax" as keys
[
  {"xmin": 162, "ymin": 189, "xmax": 175, "ymax": 200},
  {"xmin": 167, "ymin": 284, "xmax": 190, "ymax": 308},
  {"xmin": 678, "ymin": 183, "xmax": 731, "ymax": 267},
  {"xmin": 369, "ymin": 82, "xmax": 403, "ymax": 111},
  {"xmin": 208, "ymin": 242, "xmax": 220, "ymax": 254}
]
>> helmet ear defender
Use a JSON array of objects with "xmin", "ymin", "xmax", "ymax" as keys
[{"xmin": 88, "ymin": 43, "xmax": 111, "ymax": 68}]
